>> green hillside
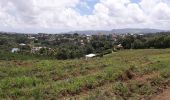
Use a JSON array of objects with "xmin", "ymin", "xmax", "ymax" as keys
[{"xmin": 0, "ymin": 49, "xmax": 170, "ymax": 99}]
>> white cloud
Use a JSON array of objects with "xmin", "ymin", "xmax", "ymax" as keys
[
  {"xmin": 151, "ymin": 2, "xmax": 170, "ymax": 20},
  {"xmin": 0, "ymin": 0, "xmax": 170, "ymax": 32}
]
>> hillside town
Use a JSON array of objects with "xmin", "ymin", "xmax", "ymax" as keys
[{"xmin": 0, "ymin": 31, "xmax": 170, "ymax": 60}]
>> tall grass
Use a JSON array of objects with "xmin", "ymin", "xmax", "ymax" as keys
[{"xmin": 0, "ymin": 49, "xmax": 170, "ymax": 99}]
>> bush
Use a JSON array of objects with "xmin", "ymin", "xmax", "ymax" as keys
[
  {"xmin": 149, "ymin": 76, "xmax": 164, "ymax": 86},
  {"xmin": 112, "ymin": 82, "xmax": 129, "ymax": 97},
  {"xmin": 160, "ymin": 69, "xmax": 170, "ymax": 79},
  {"xmin": 0, "ymin": 76, "xmax": 42, "ymax": 89}
]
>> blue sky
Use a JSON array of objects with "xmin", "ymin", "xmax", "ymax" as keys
[
  {"xmin": 77, "ymin": 0, "xmax": 140, "ymax": 15},
  {"xmin": 76, "ymin": 0, "xmax": 99, "ymax": 15},
  {"xmin": 0, "ymin": 0, "xmax": 170, "ymax": 33},
  {"xmin": 131, "ymin": 0, "xmax": 140, "ymax": 3}
]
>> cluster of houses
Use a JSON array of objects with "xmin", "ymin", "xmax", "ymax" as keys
[
  {"xmin": 10, "ymin": 33, "xmax": 128, "ymax": 60},
  {"xmin": 11, "ymin": 46, "xmax": 50, "ymax": 54},
  {"xmin": 11, "ymin": 43, "xmax": 26, "ymax": 53}
]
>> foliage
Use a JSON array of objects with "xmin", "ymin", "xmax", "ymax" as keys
[
  {"xmin": 1, "ymin": 33, "xmax": 170, "ymax": 99},
  {"xmin": 119, "ymin": 33, "xmax": 170, "ymax": 49}
]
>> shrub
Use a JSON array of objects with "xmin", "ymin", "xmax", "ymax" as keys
[
  {"xmin": 112, "ymin": 82, "xmax": 129, "ymax": 97},
  {"xmin": 0, "ymin": 76, "xmax": 42, "ymax": 89},
  {"xmin": 160, "ymin": 69, "xmax": 170, "ymax": 79},
  {"xmin": 149, "ymin": 76, "xmax": 164, "ymax": 86},
  {"xmin": 137, "ymin": 83, "xmax": 153, "ymax": 95}
]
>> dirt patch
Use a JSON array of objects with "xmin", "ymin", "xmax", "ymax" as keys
[
  {"xmin": 134, "ymin": 71, "xmax": 159, "ymax": 83},
  {"xmin": 12, "ymin": 60, "xmax": 33, "ymax": 67},
  {"xmin": 153, "ymin": 88, "xmax": 170, "ymax": 100},
  {"xmin": 152, "ymin": 80, "xmax": 170, "ymax": 100},
  {"xmin": 116, "ymin": 68, "xmax": 158, "ymax": 82},
  {"xmin": 117, "ymin": 69, "xmax": 136, "ymax": 81}
]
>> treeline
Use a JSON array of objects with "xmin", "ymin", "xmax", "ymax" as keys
[
  {"xmin": 0, "ymin": 32, "xmax": 170, "ymax": 60},
  {"xmin": 119, "ymin": 33, "xmax": 170, "ymax": 49}
]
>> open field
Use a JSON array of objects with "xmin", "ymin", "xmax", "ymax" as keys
[{"xmin": 0, "ymin": 49, "xmax": 170, "ymax": 99}]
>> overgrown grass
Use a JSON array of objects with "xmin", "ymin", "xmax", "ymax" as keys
[
  {"xmin": 0, "ymin": 49, "xmax": 170, "ymax": 99},
  {"xmin": 0, "ymin": 51, "xmax": 53, "ymax": 60}
]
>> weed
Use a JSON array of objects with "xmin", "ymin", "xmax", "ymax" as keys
[
  {"xmin": 0, "ymin": 49, "xmax": 170, "ymax": 99},
  {"xmin": 160, "ymin": 69, "xmax": 170, "ymax": 79},
  {"xmin": 149, "ymin": 76, "xmax": 164, "ymax": 86},
  {"xmin": 112, "ymin": 82, "xmax": 130, "ymax": 98}
]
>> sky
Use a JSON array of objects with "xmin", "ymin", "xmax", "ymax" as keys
[{"xmin": 0, "ymin": 0, "xmax": 170, "ymax": 33}]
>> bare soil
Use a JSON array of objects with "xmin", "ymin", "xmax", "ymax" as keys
[{"xmin": 153, "ymin": 88, "xmax": 170, "ymax": 100}]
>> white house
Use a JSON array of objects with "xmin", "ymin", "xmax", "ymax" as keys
[
  {"xmin": 31, "ymin": 47, "xmax": 43, "ymax": 53},
  {"xmin": 117, "ymin": 44, "xmax": 123, "ymax": 48},
  {"xmin": 19, "ymin": 43, "xmax": 26, "ymax": 46},
  {"xmin": 28, "ymin": 37, "xmax": 35, "ymax": 39},
  {"xmin": 85, "ymin": 54, "xmax": 96, "ymax": 60},
  {"xmin": 115, "ymin": 44, "xmax": 123, "ymax": 50},
  {"xmin": 11, "ymin": 48, "xmax": 20, "ymax": 53}
]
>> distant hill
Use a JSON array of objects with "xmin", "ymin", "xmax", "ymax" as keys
[
  {"xmin": 111, "ymin": 28, "xmax": 166, "ymax": 34},
  {"xmin": 68, "ymin": 30, "xmax": 111, "ymax": 35},
  {"xmin": 68, "ymin": 28, "xmax": 168, "ymax": 35},
  {"xmin": 0, "ymin": 28, "xmax": 168, "ymax": 35}
]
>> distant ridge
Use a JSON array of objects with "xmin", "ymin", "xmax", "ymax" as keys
[
  {"xmin": 111, "ymin": 28, "xmax": 165, "ymax": 34},
  {"xmin": 0, "ymin": 28, "xmax": 168, "ymax": 34},
  {"xmin": 68, "ymin": 28, "xmax": 168, "ymax": 35}
]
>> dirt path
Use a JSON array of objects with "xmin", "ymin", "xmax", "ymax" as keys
[{"xmin": 153, "ymin": 88, "xmax": 170, "ymax": 100}]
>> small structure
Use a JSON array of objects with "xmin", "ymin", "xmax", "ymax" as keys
[
  {"xmin": 86, "ymin": 35, "xmax": 91, "ymax": 43},
  {"xmin": 114, "ymin": 44, "xmax": 124, "ymax": 50},
  {"xmin": 80, "ymin": 40, "xmax": 84, "ymax": 45},
  {"xmin": 28, "ymin": 37, "xmax": 35, "ymax": 39},
  {"xmin": 31, "ymin": 47, "xmax": 43, "ymax": 53},
  {"xmin": 139, "ymin": 34, "xmax": 144, "ymax": 36},
  {"xmin": 19, "ymin": 43, "xmax": 26, "ymax": 46},
  {"xmin": 85, "ymin": 54, "xmax": 96, "ymax": 60},
  {"xmin": 11, "ymin": 48, "xmax": 20, "ymax": 53}
]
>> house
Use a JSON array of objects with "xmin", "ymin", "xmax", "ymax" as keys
[
  {"xmin": 11, "ymin": 48, "xmax": 20, "ymax": 53},
  {"xmin": 28, "ymin": 36, "xmax": 35, "ymax": 39},
  {"xmin": 139, "ymin": 34, "xmax": 144, "ymax": 36},
  {"xmin": 86, "ymin": 35, "xmax": 91, "ymax": 43},
  {"xmin": 80, "ymin": 40, "xmax": 84, "ymax": 45},
  {"xmin": 19, "ymin": 43, "xmax": 26, "ymax": 46},
  {"xmin": 31, "ymin": 47, "xmax": 43, "ymax": 53},
  {"xmin": 85, "ymin": 54, "xmax": 96, "ymax": 60},
  {"xmin": 115, "ymin": 44, "xmax": 124, "ymax": 50}
]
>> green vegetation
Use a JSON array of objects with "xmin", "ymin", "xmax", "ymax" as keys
[
  {"xmin": 0, "ymin": 49, "xmax": 170, "ymax": 99},
  {"xmin": 1, "ymin": 32, "xmax": 170, "ymax": 60},
  {"xmin": 120, "ymin": 33, "xmax": 170, "ymax": 49},
  {"xmin": 0, "ymin": 51, "xmax": 53, "ymax": 60}
]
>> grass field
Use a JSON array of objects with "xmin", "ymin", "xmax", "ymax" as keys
[{"xmin": 0, "ymin": 49, "xmax": 170, "ymax": 100}]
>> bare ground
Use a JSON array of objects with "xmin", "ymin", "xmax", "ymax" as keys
[{"xmin": 153, "ymin": 88, "xmax": 170, "ymax": 100}]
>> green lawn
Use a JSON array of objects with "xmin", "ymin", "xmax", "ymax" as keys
[{"xmin": 0, "ymin": 49, "xmax": 170, "ymax": 99}]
